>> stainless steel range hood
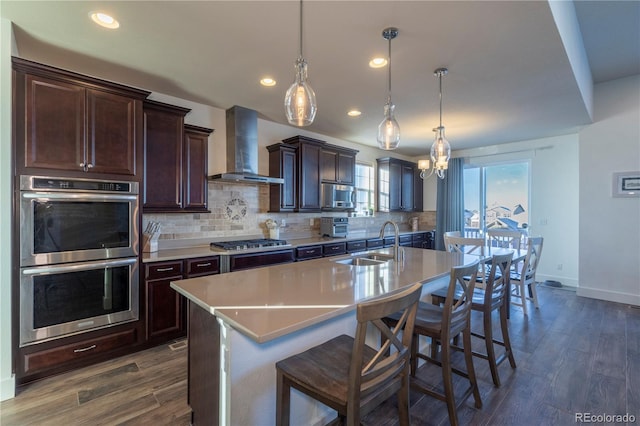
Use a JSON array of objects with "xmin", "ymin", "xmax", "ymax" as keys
[{"xmin": 209, "ymin": 106, "xmax": 284, "ymax": 184}]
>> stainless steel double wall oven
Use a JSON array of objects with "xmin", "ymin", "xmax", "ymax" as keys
[{"xmin": 19, "ymin": 176, "xmax": 140, "ymax": 346}]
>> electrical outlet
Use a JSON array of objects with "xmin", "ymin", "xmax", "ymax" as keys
[
  {"xmin": 557, "ymin": 263, "xmax": 563, "ymax": 271},
  {"xmin": 309, "ymin": 218, "xmax": 314, "ymax": 226},
  {"xmin": 281, "ymin": 219, "xmax": 286, "ymax": 227},
  {"xmin": 539, "ymin": 218, "xmax": 548, "ymax": 226}
]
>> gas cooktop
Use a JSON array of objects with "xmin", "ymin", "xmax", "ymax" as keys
[{"xmin": 210, "ymin": 238, "xmax": 289, "ymax": 252}]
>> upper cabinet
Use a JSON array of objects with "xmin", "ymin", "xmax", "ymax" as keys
[
  {"xmin": 13, "ymin": 58, "xmax": 150, "ymax": 178},
  {"xmin": 377, "ymin": 157, "xmax": 423, "ymax": 212},
  {"xmin": 143, "ymin": 100, "xmax": 213, "ymax": 213},
  {"xmin": 321, "ymin": 146, "xmax": 358, "ymax": 186},
  {"xmin": 267, "ymin": 143, "xmax": 297, "ymax": 212},
  {"xmin": 283, "ymin": 135, "xmax": 324, "ymax": 212}
]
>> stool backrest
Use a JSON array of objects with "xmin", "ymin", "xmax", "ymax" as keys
[
  {"xmin": 483, "ymin": 253, "xmax": 513, "ymax": 309},
  {"xmin": 442, "ymin": 261, "xmax": 480, "ymax": 340},
  {"xmin": 349, "ymin": 282, "xmax": 423, "ymax": 418}
]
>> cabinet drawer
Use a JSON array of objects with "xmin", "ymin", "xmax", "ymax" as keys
[
  {"xmin": 296, "ymin": 245, "xmax": 323, "ymax": 261},
  {"xmin": 323, "ymin": 242, "xmax": 347, "ymax": 257},
  {"xmin": 346, "ymin": 240, "xmax": 367, "ymax": 253},
  {"xmin": 23, "ymin": 329, "xmax": 137, "ymax": 375},
  {"xmin": 367, "ymin": 238, "xmax": 383, "ymax": 249},
  {"xmin": 412, "ymin": 232, "xmax": 427, "ymax": 242},
  {"xmin": 400, "ymin": 235, "xmax": 413, "ymax": 244},
  {"xmin": 146, "ymin": 261, "xmax": 183, "ymax": 280},
  {"xmin": 383, "ymin": 237, "xmax": 395, "ymax": 247},
  {"xmin": 185, "ymin": 256, "xmax": 220, "ymax": 277},
  {"xmin": 229, "ymin": 249, "xmax": 295, "ymax": 272}
]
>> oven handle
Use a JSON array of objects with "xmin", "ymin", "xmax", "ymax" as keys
[
  {"xmin": 22, "ymin": 192, "xmax": 138, "ymax": 202},
  {"xmin": 21, "ymin": 257, "xmax": 137, "ymax": 276}
]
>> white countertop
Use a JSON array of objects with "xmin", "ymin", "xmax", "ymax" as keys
[{"xmin": 170, "ymin": 247, "xmax": 480, "ymax": 343}]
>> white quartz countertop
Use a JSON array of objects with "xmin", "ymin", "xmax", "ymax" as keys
[{"xmin": 170, "ymin": 247, "xmax": 479, "ymax": 343}]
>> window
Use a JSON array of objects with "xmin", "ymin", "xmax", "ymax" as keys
[
  {"xmin": 464, "ymin": 162, "xmax": 530, "ymax": 235},
  {"xmin": 354, "ymin": 162, "xmax": 375, "ymax": 216}
]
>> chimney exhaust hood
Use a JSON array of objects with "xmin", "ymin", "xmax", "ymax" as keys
[{"xmin": 209, "ymin": 106, "xmax": 284, "ymax": 185}]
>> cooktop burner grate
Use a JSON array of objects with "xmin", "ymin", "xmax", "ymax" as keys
[{"xmin": 210, "ymin": 238, "xmax": 289, "ymax": 251}]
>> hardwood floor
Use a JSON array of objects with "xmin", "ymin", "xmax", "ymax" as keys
[{"xmin": 2, "ymin": 286, "xmax": 638, "ymax": 425}]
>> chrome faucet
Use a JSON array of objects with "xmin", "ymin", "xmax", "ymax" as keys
[{"xmin": 379, "ymin": 220, "xmax": 404, "ymax": 262}]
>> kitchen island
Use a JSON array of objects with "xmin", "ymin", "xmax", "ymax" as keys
[{"xmin": 170, "ymin": 247, "xmax": 480, "ymax": 425}]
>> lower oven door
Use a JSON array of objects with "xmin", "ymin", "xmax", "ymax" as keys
[{"xmin": 20, "ymin": 257, "xmax": 139, "ymax": 346}]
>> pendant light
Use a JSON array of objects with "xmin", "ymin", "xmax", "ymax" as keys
[
  {"xmin": 377, "ymin": 27, "xmax": 400, "ymax": 150},
  {"xmin": 284, "ymin": 0, "xmax": 317, "ymax": 127},
  {"xmin": 430, "ymin": 67, "xmax": 451, "ymax": 179}
]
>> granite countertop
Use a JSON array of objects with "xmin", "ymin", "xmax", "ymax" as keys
[
  {"xmin": 142, "ymin": 228, "xmax": 434, "ymax": 263},
  {"xmin": 170, "ymin": 247, "xmax": 479, "ymax": 343}
]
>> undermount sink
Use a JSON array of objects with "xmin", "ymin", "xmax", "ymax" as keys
[{"xmin": 333, "ymin": 253, "xmax": 394, "ymax": 266}]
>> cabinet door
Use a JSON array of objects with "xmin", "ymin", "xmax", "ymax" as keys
[
  {"xmin": 298, "ymin": 142, "xmax": 321, "ymax": 211},
  {"xmin": 147, "ymin": 279, "xmax": 183, "ymax": 340},
  {"xmin": 400, "ymin": 163, "xmax": 415, "ymax": 211},
  {"xmin": 321, "ymin": 150, "xmax": 338, "ymax": 182},
  {"xmin": 336, "ymin": 151, "xmax": 355, "ymax": 185},
  {"xmin": 183, "ymin": 128, "xmax": 209, "ymax": 212},
  {"xmin": 143, "ymin": 104, "xmax": 185, "ymax": 211},
  {"xmin": 87, "ymin": 89, "xmax": 137, "ymax": 176},
  {"xmin": 388, "ymin": 160, "xmax": 403, "ymax": 211},
  {"xmin": 268, "ymin": 144, "xmax": 297, "ymax": 212},
  {"xmin": 24, "ymin": 74, "xmax": 85, "ymax": 171}
]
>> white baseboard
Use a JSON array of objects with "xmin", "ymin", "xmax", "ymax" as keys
[
  {"xmin": 0, "ymin": 374, "xmax": 15, "ymax": 401},
  {"xmin": 577, "ymin": 286, "xmax": 640, "ymax": 307},
  {"xmin": 536, "ymin": 273, "xmax": 578, "ymax": 289}
]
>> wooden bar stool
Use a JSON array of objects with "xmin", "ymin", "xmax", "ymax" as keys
[
  {"xmin": 431, "ymin": 253, "xmax": 517, "ymax": 387},
  {"xmin": 382, "ymin": 262, "xmax": 482, "ymax": 426},
  {"xmin": 275, "ymin": 282, "xmax": 423, "ymax": 426}
]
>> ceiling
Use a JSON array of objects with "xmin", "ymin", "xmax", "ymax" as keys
[{"xmin": 2, "ymin": 1, "xmax": 639, "ymax": 156}]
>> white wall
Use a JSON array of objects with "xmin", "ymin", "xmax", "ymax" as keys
[
  {"xmin": 1, "ymin": 18, "xmax": 16, "ymax": 401},
  {"xmin": 578, "ymin": 75, "xmax": 640, "ymax": 305},
  {"xmin": 454, "ymin": 134, "xmax": 580, "ymax": 288}
]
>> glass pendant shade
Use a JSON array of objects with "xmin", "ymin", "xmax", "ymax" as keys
[
  {"xmin": 430, "ymin": 125, "xmax": 451, "ymax": 179},
  {"xmin": 285, "ymin": 58, "xmax": 317, "ymax": 127},
  {"xmin": 377, "ymin": 101, "xmax": 400, "ymax": 150}
]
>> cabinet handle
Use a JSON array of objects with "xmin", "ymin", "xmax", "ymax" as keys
[
  {"xmin": 156, "ymin": 267, "xmax": 174, "ymax": 272},
  {"xmin": 196, "ymin": 262, "xmax": 211, "ymax": 267},
  {"xmin": 73, "ymin": 344, "xmax": 97, "ymax": 353}
]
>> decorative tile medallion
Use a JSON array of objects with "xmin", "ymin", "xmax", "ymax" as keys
[{"xmin": 225, "ymin": 197, "xmax": 248, "ymax": 223}]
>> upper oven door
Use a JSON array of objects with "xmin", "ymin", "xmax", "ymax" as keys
[{"xmin": 20, "ymin": 190, "xmax": 139, "ymax": 266}]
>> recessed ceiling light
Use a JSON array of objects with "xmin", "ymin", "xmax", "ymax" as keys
[
  {"xmin": 90, "ymin": 12, "xmax": 120, "ymax": 29},
  {"xmin": 347, "ymin": 110, "xmax": 362, "ymax": 117},
  {"xmin": 260, "ymin": 78, "xmax": 276, "ymax": 87},
  {"xmin": 369, "ymin": 57, "xmax": 387, "ymax": 68}
]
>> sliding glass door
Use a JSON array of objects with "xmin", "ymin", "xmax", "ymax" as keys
[{"xmin": 464, "ymin": 162, "xmax": 530, "ymax": 236}]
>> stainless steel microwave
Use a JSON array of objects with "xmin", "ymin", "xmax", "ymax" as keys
[{"xmin": 321, "ymin": 183, "xmax": 355, "ymax": 210}]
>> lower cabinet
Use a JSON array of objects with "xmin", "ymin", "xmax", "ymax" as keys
[
  {"xmin": 229, "ymin": 249, "xmax": 295, "ymax": 272},
  {"xmin": 322, "ymin": 242, "xmax": 347, "ymax": 257},
  {"xmin": 145, "ymin": 256, "xmax": 220, "ymax": 345},
  {"xmin": 145, "ymin": 260, "xmax": 184, "ymax": 343}
]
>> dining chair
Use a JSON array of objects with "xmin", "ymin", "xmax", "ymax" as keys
[
  {"xmin": 486, "ymin": 229, "xmax": 523, "ymax": 250},
  {"xmin": 510, "ymin": 236, "xmax": 544, "ymax": 316},
  {"xmin": 275, "ymin": 282, "xmax": 423, "ymax": 426},
  {"xmin": 382, "ymin": 262, "xmax": 482, "ymax": 426},
  {"xmin": 431, "ymin": 253, "xmax": 516, "ymax": 387}
]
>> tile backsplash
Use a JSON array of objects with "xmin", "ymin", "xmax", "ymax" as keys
[{"xmin": 144, "ymin": 181, "xmax": 435, "ymax": 248}]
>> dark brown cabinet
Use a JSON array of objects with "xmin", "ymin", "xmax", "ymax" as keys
[
  {"xmin": 321, "ymin": 147, "xmax": 357, "ymax": 185},
  {"xmin": 377, "ymin": 157, "xmax": 422, "ymax": 212},
  {"xmin": 282, "ymin": 136, "xmax": 324, "ymax": 212},
  {"xmin": 267, "ymin": 143, "xmax": 297, "ymax": 212},
  {"xmin": 296, "ymin": 245, "xmax": 323, "ymax": 261},
  {"xmin": 13, "ymin": 57, "xmax": 149, "ymax": 178},
  {"xmin": 183, "ymin": 125, "xmax": 214, "ymax": 212},
  {"xmin": 322, "ymin": 242, "xmax": 347, "ymax": 257},
  {"xmin": 229, "ymin": 249, "xmax": 295, "ymax": 272},
  {"xmin": 143, "ymin": 101, "xmax": 212, "ymax": 213},
  {"xmin": 145, "ymin": 260, "xmax": 184, "ymax": 343}
]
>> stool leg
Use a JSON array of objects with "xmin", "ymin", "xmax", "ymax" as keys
[
  {"xmin": 463, "ymin": 327, "xmax": 482, "ymax": 409},
  {"xmin": 500, "ymin": 306, "xmax": 517, "ymax": 369},
  {"xmin": 276, "ymin": 370, "xmax": 290, "ymax": 426},
  {"xmin": 440, "ymin": 338, "xmax": 459, "ymax": 426},
  {"xmin": 483, "ymin": 310, "xmax": 500, "ymax": 387},
  {"xmin": 529, "ymin": 282, "xmax": 540, "ymax": 309}
]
